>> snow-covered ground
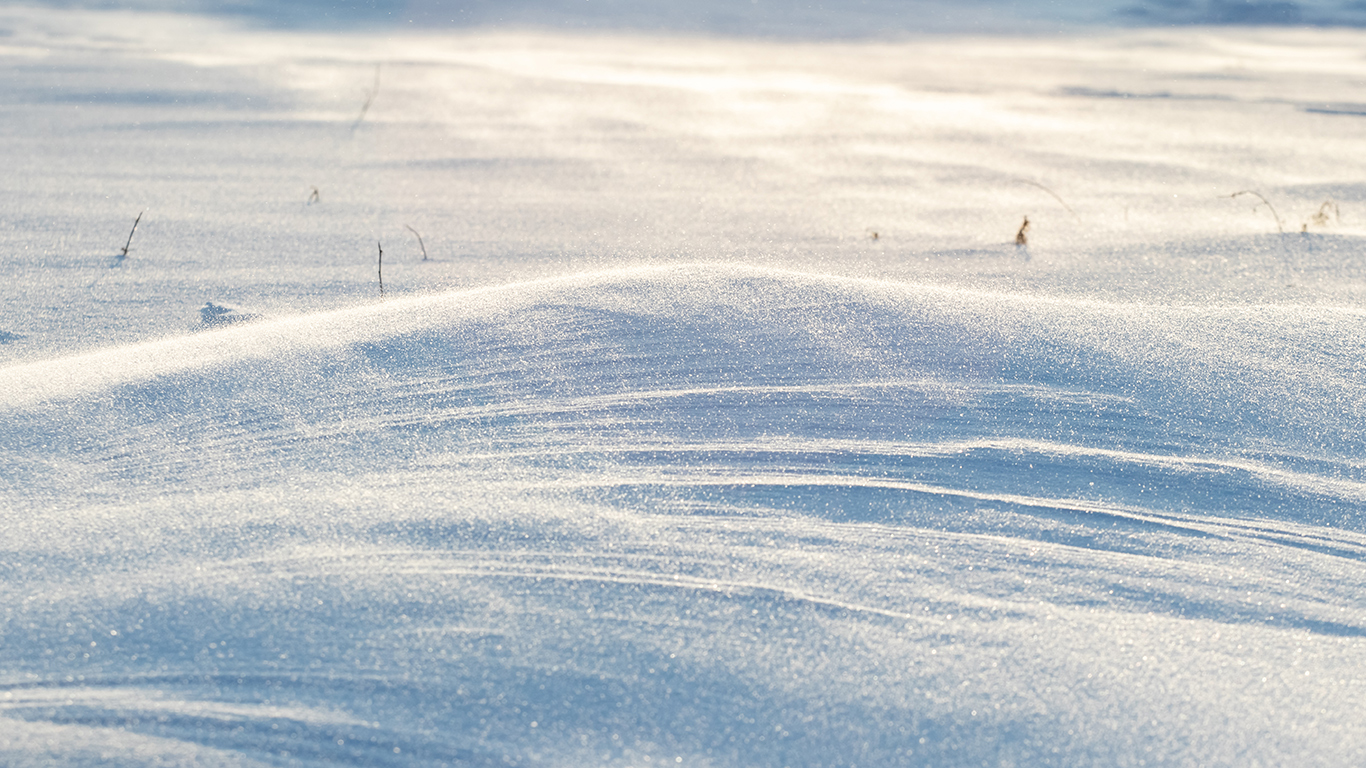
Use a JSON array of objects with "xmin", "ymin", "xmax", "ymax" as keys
[{"xmin": 3, "ymin": 3, "xmax": 1366, "ymax": 766}]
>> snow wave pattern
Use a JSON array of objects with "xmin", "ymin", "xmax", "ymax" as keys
[{"xmin": 3, "ymin": 264, "xmax": 1366, "ymax": 766}]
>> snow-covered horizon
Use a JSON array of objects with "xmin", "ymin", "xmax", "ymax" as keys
[
  {"xmin": 15, "ymin": 0, "xmax": 1366, "ymax": 34},
  {"xmin": 3, "ymin": 4, "xmax": 1366, "ymax": 766}
]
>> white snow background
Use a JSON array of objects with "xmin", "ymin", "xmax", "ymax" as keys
[{"xmin": 3, "ymin": 0, "xmax": 1366, "ymax": 765}]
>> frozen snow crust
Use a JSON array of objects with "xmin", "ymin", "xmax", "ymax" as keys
[{"xmin": 4, "ymin": 265, "xmax": 1366, "ymax": 766}]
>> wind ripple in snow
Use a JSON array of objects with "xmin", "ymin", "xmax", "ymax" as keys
[{"xmin": 3, "ymin": 264, "xmax": 1366, "ymax": 766}]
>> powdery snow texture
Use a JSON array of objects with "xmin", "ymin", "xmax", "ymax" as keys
[{"xmin": 2, "ymin": 7, "xmax": 1366, "ymax": 767}]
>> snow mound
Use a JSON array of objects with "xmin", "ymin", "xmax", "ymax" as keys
[
  {"xmin": 6, "ymin": 263, "xmax": 1364, "ymax": 522},
  {"xmin": 2, "ymin": 264, "xmax": 1365, "ymax": 766}
]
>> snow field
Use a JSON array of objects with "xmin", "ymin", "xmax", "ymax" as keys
[
  {"xmin": 5, "ymin": 265, "xmax": 1366, "ymax": 765},
  {"xmin": 3, "ymin": 7, "xmax": 1366, "ymax": 766}
]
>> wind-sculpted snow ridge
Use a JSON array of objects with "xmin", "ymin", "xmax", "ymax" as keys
[{"xmin": 3, "ymin": 264, "xmax": 1366, "ymax": 767}]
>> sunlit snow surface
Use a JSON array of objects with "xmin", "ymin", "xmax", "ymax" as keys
[{"xmin": 3, "ymin": 7, "xmax": 1366, "ymax": 767}]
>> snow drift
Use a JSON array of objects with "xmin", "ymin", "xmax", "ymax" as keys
[{"xmin": 3, "ymin": 264, "xmax": 1365, "ymax": 766}]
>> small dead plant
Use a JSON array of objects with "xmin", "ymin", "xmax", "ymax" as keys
[
  {"xmin": 378, "ymin": 241, "xmax": 386, "ymax": 298},
  {"xmin": 405, "ymin": 224, "xmax": 429, "ymax": 261},
  {"xmin": 352, "ymin": 64, "xmax": 381, "ymax": 131},
  {"xmin": 118, "ymin": 211, "xmax": 143, "ymax": 263},
  {"xmin": 1229, "ymin": 190, "xmax": 1284, "ymax": 233},
  {"xmin": 1301, "ymin": 200, "xmax": 1340, "ymax": 232},
  {"xmin": 1015, "ymin": 179, "xmax": 1079, "ymax": 220},
  {"xmin": 89, "ymin": 211, "xmax": 144, "ymax": 289}
]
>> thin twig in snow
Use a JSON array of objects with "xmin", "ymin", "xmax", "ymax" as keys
[
  {"xmin": 352, "ymin": 64, "xmax": 381, "ymax": 131},
  {"xmin": 1229, "ymin": 190, "xmax": 1284, "ymax": 233},
  {"xmin": 405, "ymin": 224, "xmax": 429, "ymax": 261},
  {"xmin": 119, "ymin": 211, "xmax": 143, "ymax": 261},
  {"xmin": 1014, "ymin": 179, "xmax": 1079, "ymax": 220},
  {"xmin": 91, "ymin": 211, "xmax": 143, "ymax": 289}
]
